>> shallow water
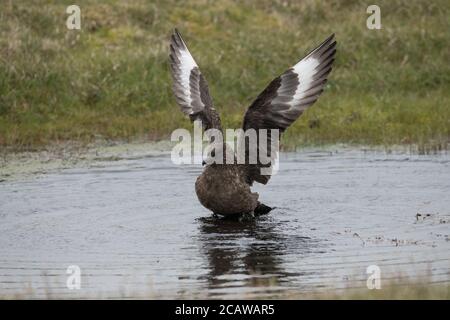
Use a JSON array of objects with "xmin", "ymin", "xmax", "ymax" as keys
[{"xmin": 0, "ymin": 147, "xmax": 449, "ymax": 298}]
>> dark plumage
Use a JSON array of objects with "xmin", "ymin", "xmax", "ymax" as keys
[{"xmin": 169, "ymin": 29, "xmax": 336, "ymax": 217}]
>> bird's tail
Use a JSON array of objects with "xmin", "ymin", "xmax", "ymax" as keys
[{"xmin": 254, "ymin": 202, "xmax": 274, "ymax": 216}]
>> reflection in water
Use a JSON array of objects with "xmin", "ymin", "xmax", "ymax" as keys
[
  {"xmin": 1, "ymin": 149, "xmax": 450, "ymax": 298},
  {"xmin": 197, "ymin": 214, "xmax": 322, "ymax": 295}
]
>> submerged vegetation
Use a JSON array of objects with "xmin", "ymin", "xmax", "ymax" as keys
[{"xmin": 0, "ymin": 0, "xmax": 449, "ymax": 150}]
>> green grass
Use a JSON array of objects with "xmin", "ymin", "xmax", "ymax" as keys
[
  {"xmin": 0, "ymin": 0, "xmax": 449, "ymax": 150},
  {"xmin": 1, "ymin": 282, "xmax": 449, "ymax": 300},
  {"xmin": 290, "ymin": 283, "xmax": 450, "ymax": 300}
]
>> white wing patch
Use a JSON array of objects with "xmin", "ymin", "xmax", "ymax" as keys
[
  {"xmin": 177, "ymin": 48, "xmax": 198, "ymax": 111},
  {"xmin": 292, "ymin": 56, "xmax": 320, "ymax": 102},
  {"xmin": 272, "ymin": 34, "xmax": 336, "ymax": 115}
]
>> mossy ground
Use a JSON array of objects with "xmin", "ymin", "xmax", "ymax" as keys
[{"xmin": 1, "ymin": 0, "xmax": 449, "ymax": 151}]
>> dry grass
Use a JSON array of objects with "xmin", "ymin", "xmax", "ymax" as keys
[
  {"xmin": 1, "ymin": 281, "xmax": 449, "ymax": 300},
  {"xmin": 0, "ymin": 0, "xmax": 449, "ymax": 151}
]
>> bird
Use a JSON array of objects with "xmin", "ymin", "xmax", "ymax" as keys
[{"xmin": 169, "ymin": 29, "xmax": 336, "ymax": 219}]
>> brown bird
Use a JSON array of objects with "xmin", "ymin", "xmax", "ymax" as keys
[{"xmin": 169, "ymin": 29, "xmax": 336, "ymax": 219}]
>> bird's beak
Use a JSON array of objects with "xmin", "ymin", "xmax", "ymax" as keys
[{"xmin": 202, "ymin": 160, "xmax": 206, "ymax": 166}]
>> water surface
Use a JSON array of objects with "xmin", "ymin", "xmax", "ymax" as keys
[{"xmin": 0, "ymin": 147, "xmax": 449, "ymax": 298}]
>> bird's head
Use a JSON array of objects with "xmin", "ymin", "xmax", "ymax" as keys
[{"xmin": 202, "ymin": 142, "xmax": 235, "ymax": 166}]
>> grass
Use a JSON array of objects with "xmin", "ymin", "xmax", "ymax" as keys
[
  {"xmin": 1, "ymin": 281, "xmax": 449, "ymax": 299},
  {"xmin": 291, "ymin": 283, "xmax": 450, "ymax": 300},
  {"xmin": 0, "ymin": 0, "xmax": 449, "ymax": 151}
]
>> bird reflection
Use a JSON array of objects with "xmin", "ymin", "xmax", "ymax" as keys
[{"xmin": 197, "ymin": 213, "xmax": 320, "ymax": 295}]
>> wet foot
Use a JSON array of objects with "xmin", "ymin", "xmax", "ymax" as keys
[
  {"xmin": 254, "ymin": 202, "xmax": 274, "ymax": 216},
  {"xmin": 238, "ymin": 211, "xmax": 255, "ymax": 222},
  {"xmin": 212, "ymin": 211, "xmax": 257, "ymax": 222}
]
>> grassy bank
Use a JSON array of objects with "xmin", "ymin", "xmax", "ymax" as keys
[
  {"xmin": 1, "ymin": 281, "xmax": 449, "ymax": 299},
  {"xmin": 290, "ymin": 283, "xmax": 450, "ymax": 300},
  {"xmin": 1, "ymin": 0, "xmax": 449, "ymax": 150}
]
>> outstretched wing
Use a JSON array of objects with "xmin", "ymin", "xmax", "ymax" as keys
[
  {"xmin": 243, "ymin": 34, "xmax": 336, "ymax": 185},
  {"xmin": 169, "ymin": 29, "xmax": 221, "ymax": 131}
]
